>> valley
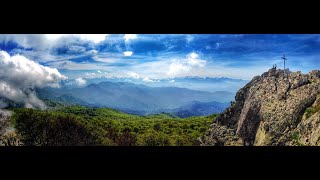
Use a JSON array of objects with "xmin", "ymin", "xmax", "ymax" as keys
[{"xmin": 37, "ymin": 81, "xmax": 233, "ymax": 117}]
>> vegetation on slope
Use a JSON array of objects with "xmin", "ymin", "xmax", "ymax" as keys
[
  {"xmin": 11, "ymin": 106, "xmax": 216, "ymax": 146},
  {"xmin": 304, "ymin": 104, "xmax": 320, "ymax": 119}
]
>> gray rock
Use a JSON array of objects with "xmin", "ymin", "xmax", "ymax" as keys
[{"xmin": 201, "ymin": 68, "xmax": 320, "ymax": 146}]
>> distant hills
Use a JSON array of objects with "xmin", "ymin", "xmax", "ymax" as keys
[
  {"xmin": 37, "ymin": 81, "xmax": 235, "ymax": 117},
  {"xmin": 62, "ymin": 76, "xmax": 248, "ymax": 93},
  {"xmin": 156, "ymin": 101, "xmax": 230, "ymax": 118}
]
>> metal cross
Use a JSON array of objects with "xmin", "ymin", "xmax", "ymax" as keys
[{"xmin": 281, "ymin": 54, "xmax": 287, "ymax": 71}]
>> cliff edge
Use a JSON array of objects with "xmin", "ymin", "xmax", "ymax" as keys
[{"xmin": 200, "ymin": 68, "xmax": 320, "ymax": 146}]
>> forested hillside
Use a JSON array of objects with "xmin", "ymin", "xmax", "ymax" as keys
[{"xmin": 8, "ymin": 106, "xmax": 215, "ymax": 146}]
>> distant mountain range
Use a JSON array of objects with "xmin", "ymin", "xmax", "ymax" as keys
[
  {"xmin": 62, "ymin": 76, "xmax": 249, "ymax": 93},
  {"xmin": 37, "ymin": 81, "xmax": 235, "ymax": 116},
  {"xmin": 155, "ymin": 101, "xmax": 230, "ymax": 118}
]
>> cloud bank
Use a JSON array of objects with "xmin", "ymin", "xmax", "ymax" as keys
[
  {"xmin": 1, "ymin": 34, "xmax": 320, "ymax": 80},
  {"xmin": 0, "ymin": 51, "xmax": 67, "ymax": 109},
  {"xmin": 75, "ymin": 77, "xmax": 87, "ymax": 86},
  {"xmin": 168, "ymin": 52, "xmax": 207, "ymax": 76}
]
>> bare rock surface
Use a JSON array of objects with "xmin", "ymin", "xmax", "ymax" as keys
[{"xmin": 200, "ymin": 68, "xmax": 320, "ymax": 146}]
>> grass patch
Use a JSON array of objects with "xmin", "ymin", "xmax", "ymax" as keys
[
  {"xmin": 292, "ymin": 132, "xmax": 304, "ymax": 146},
  {"xmin": 304, "ymin": 104, "xmax": 320, "ymax": 119}
]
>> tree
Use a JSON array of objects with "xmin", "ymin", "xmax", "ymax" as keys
[
  {"xmin": 14, "ymin": 109, "xmax": 98, "ymax": 146},
  {"xmin": 136, "ymin": 130, "xmax": 172, "ymax": 146},
  {"xmin": 153, "ymin": 123, "xmax": 161, "ymax": 131},
  {"xmin": 116, "ymin": 131, "xmax": 137, "ymax": 146}
]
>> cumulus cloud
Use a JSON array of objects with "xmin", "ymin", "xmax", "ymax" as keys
[
  {"xmin": 45, "ymin": 34, "xmax": 108, "ymax": 43},
  {"xmin": 75, "ymin": 78, "xmax": 87, "ymax": 86},
  {"xmin": 123, "ymin": 51, "xmax": 133, "ymax": 56},
  {"xmin": 124, "ymin": 34, "xmax": 137, "ymax": 53},
  {"xmin": 0, "ymin": 51, "xmax": 67, "ymax": 109},
  {"xmin": 45, "ymin": 34, "xmax": 66, "ymax": 40},
  {"xmin": 168, "ymin": 52, "xmax": 207, "ymax": 76},
  {"xmin": 168, "ymin": 62, "xmax": 191, "ymax": 76},
  {"xmin": 0, "ymin": 35, "xmax": 107, "ymax": 63},
  {"xmin": 124, "ymin": 34, "xmax": 138, "ymax": 41},
  {"xmin": 0, "ymin": 34, "xmax": 49, "ymax": 50},
  {"xmin": 77, "ymin": 34, "xmax": 108, "ymax": 43},
  {"xmin": 186, "ymin": 52, "xmax": 206, "ymax": 66}
]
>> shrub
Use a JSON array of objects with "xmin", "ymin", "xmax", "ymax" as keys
[{"xmin": 13, "ymin": 109, "xmax": 98, "ymax": 146}]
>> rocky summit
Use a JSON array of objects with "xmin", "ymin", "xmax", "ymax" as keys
[{"xmin": 200, "ymin": 67, "xmax": 320, "ymax": 146}]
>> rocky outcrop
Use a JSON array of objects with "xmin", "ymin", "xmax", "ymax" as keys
[
  {"xmin": 0, "ymin": 110, "xmax": 21, "ymax": 146},
  {"xmin": 200, "ymin": 68, "xmax": 320, "ymax": 146}
]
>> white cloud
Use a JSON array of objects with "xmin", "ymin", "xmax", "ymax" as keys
[
  {"xmin": 124, "ymin": 35, "xmax": 137, "ymax": 52},
  {"xmin": 186, "ymin": 52, "xmax": 206, "ymax": 67},
  {"xmin": 188, "ymin": 52, "xmax": 199, "ymax": 59},
  {"xmin": 45, "ymin": 34, "xmax": 108, "ymax": 43},
  {"xmin": 123, "ymin": 51, "xmax": 133, "ymax": 56},
  {"xmin": 168, "ymin": 61, "xmax": 191, "ymax": 76},
  {"xmin": 97, "ymin": 70, "xmax": 102, "ymax": 73},
  {"xmin": 0, "ymin": 51, "xmax": 67, "ymax": 109},
  {"xmin": 75, "ymin": 78, "xmax": 87, "ymax": 86},
  {"xmin": 82, "ymin": 71, "xmax": 112, "ymax": 79},
  {"xmin": 127, "ymin": 72, "xmax": 140, "ymax": 79},
  {"xmin": 187, "ymin": 58, "xmax": 206, "ymax": 67},
  {"xmin": 0, "ymin": 34, "xmax": 49, "ymax": 50},
  {"xmin": 124, "ymin": 34, "xmax": 137, "ymax": 41},
  {"xmin": 167, "ymin": 52, "xmax": 207, "ymax": 76},
  {"xmin": 0, "ymin": 51, "xmax": 66, "ymax": 88},
  {"xmin": 169, "ymin": 80, "xmax": 175, "ymax": 83},
  {"xmin": 45, "ymin": 34, "xmax": 66, "ymax": 40},
  {"xmin": 78, "ymin": 34, "xmax": 108, "ymax": 43},
  {"xmin": 0, "ymin": 34, "xmax": 104, "ymax": 53},
  {"xmin": 142, "ymin": 77, "xmax": 157, "ymax": 83}
]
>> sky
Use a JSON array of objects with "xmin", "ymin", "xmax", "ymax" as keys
[{"xmin": 0, "ymin": 34, "xmax": 320, "ymax": 82}]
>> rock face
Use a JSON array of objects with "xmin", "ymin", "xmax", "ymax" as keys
[{"xmin": 200, "ymin": 68, "xmax": 320, "ymax": 146}]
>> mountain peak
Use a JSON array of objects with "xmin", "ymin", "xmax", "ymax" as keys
[{"xmin": 200, "ymin": 68, "xmax": 320, "ymax": 146}]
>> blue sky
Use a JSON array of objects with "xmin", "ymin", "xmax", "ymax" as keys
[{"xmin": 0, "ymin": 34, "xmax": 319, "ymax": 81}]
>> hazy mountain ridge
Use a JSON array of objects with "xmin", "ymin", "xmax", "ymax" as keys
[
  {"xmin": 153, "ymin": 101, "xmax": 230, "ymax": 118},
  {"xmin": 37, "ymin": 81, "xmax": 234, "ymax": 116},
  {"xmin": 62, "ymin": 76, "xmax": 248, "ymax": 93}
]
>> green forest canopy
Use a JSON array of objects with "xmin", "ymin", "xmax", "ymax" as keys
[{"xmin": 11, "ymin": 106, "xmax": 216, "ymax": 146}]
